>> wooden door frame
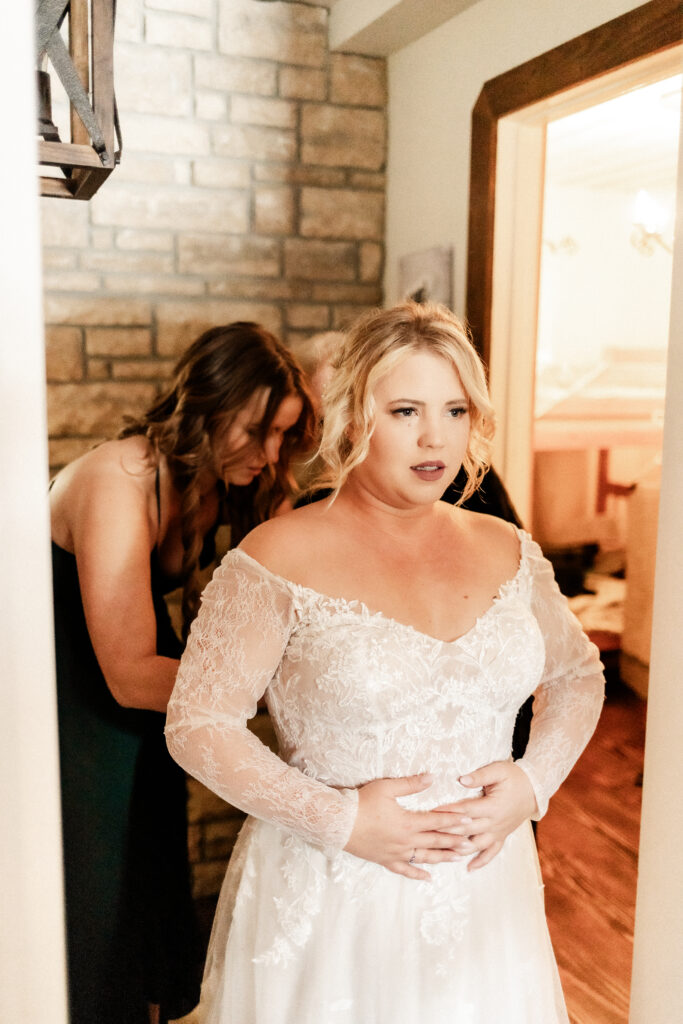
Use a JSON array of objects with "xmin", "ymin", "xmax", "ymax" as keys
[{"xmin": 465, "ymin": 0, "xmax": 683, "ymax": 365}]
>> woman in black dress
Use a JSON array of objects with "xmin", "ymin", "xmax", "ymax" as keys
[{"xmin": 49, "ymin": 323, "xmax": 314, "ymax": 1024}]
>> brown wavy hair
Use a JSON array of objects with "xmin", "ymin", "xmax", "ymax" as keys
[{"xmin": 120, "ymin": 322, "xmax": 315, "ymax": 634}]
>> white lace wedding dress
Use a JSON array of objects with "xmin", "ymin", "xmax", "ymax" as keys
[{"xmin": 166, "ymin": 528, "xmax": 604, "ymax": 1024}]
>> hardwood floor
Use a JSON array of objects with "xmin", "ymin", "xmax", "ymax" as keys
[{"xmin": 538, "ymin": 679, "xmax": 646, "ymax": 1024}]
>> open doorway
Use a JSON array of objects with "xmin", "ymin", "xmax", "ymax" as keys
[
  {"xmin": 523, "ymin": 70, "xmax": 680, "ymax": 1022},
  {"xmin": 491, "ymin": 56, "xmax": 681, "ymax": 1021},
  {"xmin": 533, "ymin": 72, "xmax": 681, "ymax": 699},
  {"xmin": 465, "ymin": 7, "xmax": 682, "ymax": 1018}
]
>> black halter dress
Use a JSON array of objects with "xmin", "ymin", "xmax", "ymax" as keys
[{"xmin": 52, "ymin": 472, "xmax": 201, "ymax": 1024}]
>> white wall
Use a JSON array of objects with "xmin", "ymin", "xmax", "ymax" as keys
[
  {"xmin": 0, "ymin": 5, "xmax": 68, "ymax": 1024},
  {"xmin": 384, "ymin": 0, "xmax": 646, "ymax": 312},
  {"xmin": 629, "ymin": 93, "xmax": 683, "ymax": 1024},
  {"xmin": 537, "ymin": 184, "xmax": 673, "ymax": 375}
]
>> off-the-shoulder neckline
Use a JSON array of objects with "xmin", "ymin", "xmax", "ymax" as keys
[{"xmin": 230, "ymin": 527, "xmax": 533, "ymax": 648}]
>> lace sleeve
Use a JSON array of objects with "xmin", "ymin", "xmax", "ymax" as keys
[
  {"xmin": 165, "ymin": 549, "xmax": 358, "ymax": 854},
  {"xmin": 514, "ymin": 538, "xmax": 605, "ymax": 819}
]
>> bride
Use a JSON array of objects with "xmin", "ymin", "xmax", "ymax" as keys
[{"xmin": 166, "ymin": 300, "xmax": 604, "ymax": 1023}]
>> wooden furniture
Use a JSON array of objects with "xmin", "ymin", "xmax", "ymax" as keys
[
  {"xmin": 534, "ymin": 355, "xmax": 665, "ymax": 518},
  {"xmin": 620, "ymin": 465, "xmax": 661, "ymax": 697}
]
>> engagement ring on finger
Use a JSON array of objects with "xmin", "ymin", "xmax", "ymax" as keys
[{"xmin": 409, "ymin": 849, "xmax": 416, "ymax": 864}]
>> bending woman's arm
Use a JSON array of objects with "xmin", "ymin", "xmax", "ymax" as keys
[{"xmin": 52, "ymin": 449, "xmax": 179, "ymax": 711}]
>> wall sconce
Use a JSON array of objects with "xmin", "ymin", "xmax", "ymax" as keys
[
  {"xmin": 36, "ymin": 0, "xmax": 120, "ymax": 200},
  {"xmin": 543, "ymin": 236, "xmax": 579, "ymax": 256},
  {"xmin": 630, "ymin": 189, "xmax": 673, "ymax": 256}
]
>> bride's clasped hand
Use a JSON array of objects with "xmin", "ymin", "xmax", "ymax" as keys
[{"xmin": 344, "ymin": 760, "xmax": 538, "ymax": 878}]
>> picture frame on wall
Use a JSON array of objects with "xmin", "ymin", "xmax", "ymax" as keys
[{"xmin": 399, "ymin": 245, "xmax": 453, "ymax": 307}]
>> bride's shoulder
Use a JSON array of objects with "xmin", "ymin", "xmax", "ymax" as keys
[
  {"xmin": 239, "ymin": 498, "xmax": 331, "ymax": 578},
  {"xmin": 442, "ymin": 504, "xmax": 522, "ymax": 569}
]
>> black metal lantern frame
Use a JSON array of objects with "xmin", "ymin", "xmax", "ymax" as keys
[{"xmin": 37, "ymin": 0, "xmax": 120, "ymax": 200}]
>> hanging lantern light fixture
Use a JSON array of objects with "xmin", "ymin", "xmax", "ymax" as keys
[{"xmin": 36, "ymin": 0, "xmax": 120, "ymax": 200}]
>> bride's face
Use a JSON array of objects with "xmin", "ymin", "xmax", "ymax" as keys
[{"xmin": 350, "ymin": 348, "xmax": 470, "ymax": 508}]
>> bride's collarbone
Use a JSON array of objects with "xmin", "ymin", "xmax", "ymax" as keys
[
  {"xmin": 340, "ymin": 540, "xmax": 480, "ymax": 591},
  {"xmin": 342, "ymin": 575, "xmax": 497, "ymax": 644},
  {"xmin": 314, "ymin": 557, "xmax": 490, "ymax": 628},
  {"xmin": 282, "ymin": 515, "xmax": 517, "ymax": 631}
]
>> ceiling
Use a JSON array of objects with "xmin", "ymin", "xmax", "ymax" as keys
[
  {"xmin": 545, "ymin": 73, "xmax": 682, "ymax": 194},
  {"xmin": 328, "ymin": 0, "xmax": 482, "ymax": 56}
]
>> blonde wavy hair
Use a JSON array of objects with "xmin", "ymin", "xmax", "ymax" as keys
[{"xmin": 315, "ymin": 301, "xmax": 495, "ymax": 503}]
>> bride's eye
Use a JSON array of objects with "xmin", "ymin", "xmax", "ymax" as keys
[{"xmin": 392, "ymin": 407, "xmax": 417, "ymax": 417}]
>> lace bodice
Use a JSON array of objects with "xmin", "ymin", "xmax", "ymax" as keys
[{"xmin": 165, "ymin": 530, "xmax": 604, "ymax": 854}]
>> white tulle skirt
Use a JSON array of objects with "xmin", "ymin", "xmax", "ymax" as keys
[{"xmin": 198, "ymin": 818, "xmax": 568, "ymax": 1024}]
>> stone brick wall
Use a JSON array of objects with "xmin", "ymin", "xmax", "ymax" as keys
[
  {"xmin": 42, "ymin": 0, "xmax": 386, "ymax": 472},
  {"xmin": 42, "ymin": 0, "xmax": 387, "ymax": 897}
]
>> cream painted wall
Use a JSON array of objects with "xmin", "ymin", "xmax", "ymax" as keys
[
  {"xmin": 330, "ymin": 0, "xmax": 481, "ymax": 56},
  {"xmin": 384, "ymin": 0, "xmax": 646, "ymax": 314},
  {"xmin": 629, "ymin": 92, "xmax": 683, "ymax": 1024},
  {"xmin": 537, "ymin": 184, "xmax": 674, "ymax": 375},
  {"xmin": 0, "ymin": 5, "xmax": 68, "ymax": 1023}
]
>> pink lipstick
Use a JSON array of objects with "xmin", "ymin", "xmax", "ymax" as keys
[{"xmin": 411, "ymin": 461, "xmax": 445, "ymax": 482}]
